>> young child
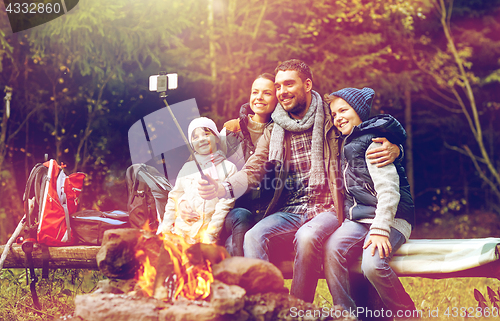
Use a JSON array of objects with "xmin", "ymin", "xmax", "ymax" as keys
[
  {"xmin": 158, "ymin": 117, "xmax": 237, "ymax": 244},
  {"xmin": 323, "ymin": 88, "xmax": 418, "ymax": 319}
]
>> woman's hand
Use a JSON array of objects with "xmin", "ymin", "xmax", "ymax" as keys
[
  {"xmin": 198, "ymin": 175, "xmax": 225, "ymax": 200},
  {"xmin": 179, "ymin": 200, "xmax": 199, "ymax": 224},
  {"xmin": 363, "ymin": 234, "xmax": 392, "ymax": 258}
]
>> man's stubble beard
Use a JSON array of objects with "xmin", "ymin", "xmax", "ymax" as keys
[{"xmin": 281, "ymin": 91, "xmax": 307, "ymax": 117}]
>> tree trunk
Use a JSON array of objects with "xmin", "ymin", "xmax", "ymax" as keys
[
  {"xmin": 438, "ymin": 0, "xmax": 500, "ymax": 202},
  {"xmin": 404, "ymin": 88, "xmax": 415, "ymax": 199},
  {"xmin": 207, "ymin": 0, "xmax": 218, "ymax": 114},
  {"xmin": 0, "ymin": 162, "xmax": 24, "ymax": 244},
  {"xmin": 0, "ymin": 88, "xmax": 10, "ymax": 174}
]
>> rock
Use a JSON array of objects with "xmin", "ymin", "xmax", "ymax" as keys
[
  {"xmin": 243, "ymin": 292, "xmax": 352, "ymax": 321},
  {"xmin": 74, "ymin": 293, "xmax": 168, "ymax": 321},
  {"xmin": 209, "ymin": 280, "xmax": 246, "ymax": 314},
  {"xmin": 96, "ymin": 229, "xmax": 143, "ymax": 279},
  {"xmin": 212, "ymin": 257, "xmax": 287, "ymax": 294},
  {"xmin": 158, "ymin": 299, "xmax": 222, "ymax": 321}
]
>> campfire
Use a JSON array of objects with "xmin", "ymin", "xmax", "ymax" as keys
[
  {"xmin": 135, "ymin": 231, "xmax": 218, "ymax": 301},
  {"xmin": 62, "ymin": 228, "xmax": 353, "ymax": 321}
]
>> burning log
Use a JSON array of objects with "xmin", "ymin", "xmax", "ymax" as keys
[
  {"xmin": 96, "ymin": 228, "xmax": 231, "ymax": 301},
  {"xmin": 186, "ymin": 242, "xmax": 229, "ymax": 266},
  {"xmin": 96, "ymin": 228, "xmax": 161, "ymax": 279}
]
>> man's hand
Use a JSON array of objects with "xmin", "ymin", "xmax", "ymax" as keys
[
  {"xmin": 179, "ymin": 200, "xmax": 199, "ymax": 224},
  {"xmin": 366, "ymin": 137, "xmax": 400, "ymax": 167},
  {"xmin": 197, "ymin": 175, "xmax": 225, "ymax": 200},
  {"xmin": 363, "ymin": 234, "xmax": 392, "ymax": 258}
]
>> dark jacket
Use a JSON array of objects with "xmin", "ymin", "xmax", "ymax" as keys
[
  {"xmin": 224, "ymin": 103, "xmax": 257, "ymax": 168},
  {"xmin": 342, "ymin": 114, "xmax": 415, "ymax": 227},
  {"xmin": 223, "ymin": 103, "xmax": 274, "ymax": 217}
]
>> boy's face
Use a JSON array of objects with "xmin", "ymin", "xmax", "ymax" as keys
[
  {"xmin": 329, "ymin": 98, "xmax": 362, "ymax": 136},
  {"xmin": 191, "ymin": 127, "xmax": 218, "ymax": 155}
]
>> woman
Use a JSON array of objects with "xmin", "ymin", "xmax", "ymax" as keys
[{"xmin": 220, "ymin": 73, "xmax": 278, "ymax": 256}]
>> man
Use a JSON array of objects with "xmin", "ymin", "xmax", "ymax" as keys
[{"xmin": 198, "ymin": 59, "xmax": 400, "ymax": 303}]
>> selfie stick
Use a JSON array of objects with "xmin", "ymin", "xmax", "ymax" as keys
[{"xmin": 162, "ymin": 98, "xmax": 208, "ymax": 180}]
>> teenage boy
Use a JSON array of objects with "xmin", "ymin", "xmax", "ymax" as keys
[{"xmin": 324, "ymin": 87, "xmax": 417, "ymax": 320}]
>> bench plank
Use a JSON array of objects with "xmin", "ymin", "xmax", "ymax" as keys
[
  {"xmin": 0, "ymin": 244, "xmax": 100, "ymax": 269},
  {"xmin": 1, "ymin": 244, "xmax": 499, "ymax": 281}
]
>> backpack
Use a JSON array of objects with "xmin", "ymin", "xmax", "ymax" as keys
[
  {"xmin": 125, "ymin": 164, "xmax": 172, "ymax": 230},
  {"xmin": 70, "ymin": 209, "xmax": 130, "ymax": 245},
  {"xmin": 23, "ymin": 160, "xmax": 86, "ymax": 246},
  {"xmin": 20, "ymin": 159, "xmax": 86, "ymax": 310}
]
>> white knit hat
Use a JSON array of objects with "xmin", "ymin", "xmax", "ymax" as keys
[{"xmin": 187, "ymin": 117, "xmax": 221, "ymax": 147}]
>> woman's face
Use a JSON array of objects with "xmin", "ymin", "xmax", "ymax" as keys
[{"xmin": 249, "ymin": 78, "xmax": 278, "ymax": 118}]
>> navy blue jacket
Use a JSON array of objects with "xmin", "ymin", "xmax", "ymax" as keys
[{"xmin": 341, "ymin": 114, "xmax": 415, "ymax": 227}]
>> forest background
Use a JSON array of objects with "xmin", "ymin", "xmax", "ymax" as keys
[{"xmin": 1, "ymin": 0, "xmax": 500, "ymax": 243}]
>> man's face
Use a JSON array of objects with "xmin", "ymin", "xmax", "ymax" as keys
[{"xmin": 274, "ymin": 70, "xmax": 311, "ymax": 118}]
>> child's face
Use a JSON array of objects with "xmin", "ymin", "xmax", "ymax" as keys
[
  {"xmin": 329, "ymin": 98, "xmax": 362, "ymax": 135},
  {"xmin": 191, "ymin": 127, "xmax": 218, "ymax": 155}
]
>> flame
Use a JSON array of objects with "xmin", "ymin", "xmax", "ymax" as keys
[
  {"xmin": 135, "ymin": 233, "xmax": 214, "ymax": 301},
  {"xmin": 142, "ymin": 219, "xmax": 152, "ymax": 232},
  {"xmin": 136, "ymin": 254, "xmax": 155, "ymax": 297},
  {"xmin": 162, "ymin": 233, "xmax": 214, "ymax": 300}
]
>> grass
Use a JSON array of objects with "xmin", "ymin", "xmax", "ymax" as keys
[
  {"xmin": 0, "ymin": 268, "xmax": 104, "ymax": 321},
  {"xmin": 283, "ymin": 277, "xmax": 500, "ymax": 320},
  {"xmin": 2, "ymin": 268, "xmax": 500, "ymax": 320}
]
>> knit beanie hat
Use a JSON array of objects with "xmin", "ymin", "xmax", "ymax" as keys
[
  {"xmin": 329, "ymin": 87, "xmax": 375, "ymax": 122},
  {"xmin": 188, "ymin": 117, "xmax": 221, "ymax": 147}
]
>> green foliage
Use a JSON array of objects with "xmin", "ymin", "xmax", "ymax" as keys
[
  {"xmin": 428, "ymin": 187, "xmax": 468, "ymax": 216},
  {"xmin": 0, "ymin": 269, "xmax": 104, "ymax": 321},
  {"xmin": 483, "ymin": 69, "xmax": 500, "ymax": 84}
]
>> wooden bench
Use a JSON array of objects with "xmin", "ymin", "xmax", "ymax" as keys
[
  {"xmin": 2, "ymin": 239, "xmax": 499, "ymax": 281},
  {"xmin": 270, "ymin": 238, "xmax": 500, "ymax": 280}
]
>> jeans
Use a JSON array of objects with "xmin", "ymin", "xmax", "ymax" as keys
[
  {"xmin": 244, "ymin": 211, "xmax": 339, "ymax": 303},
  {"xmin": 324, "ymin": 220, "xmax": 416, "ymax": 318},
  {"xmin": 222, "ymin": 207, "xmax": 261, "ymax": 257}
]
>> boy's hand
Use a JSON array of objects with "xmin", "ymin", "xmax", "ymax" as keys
[
  {"xmin": 179, "ymin": 200, "xmax": 199, "ymax": 223},
  {"xmin": 198, "ymin": 175, "xmax": 225, "ymax": 200},
  {"xmin": 363, "ymin": 234, "xmax": 392, "ymax": 258},
  {"xmin": 366, "ymin": 137, "xmax": 400, "ymax": 167}
]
